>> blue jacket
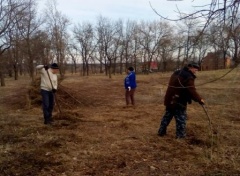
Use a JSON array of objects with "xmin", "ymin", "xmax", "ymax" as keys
[{"xmin": 124, "ymin": 71, "xmax": 137, "ymax": 89}]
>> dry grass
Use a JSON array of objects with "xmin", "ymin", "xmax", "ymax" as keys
[{"xmin": 0, "ymin": 68, "xmax": 240, "ymax": 176}]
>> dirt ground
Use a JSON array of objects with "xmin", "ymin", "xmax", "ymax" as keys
[{"xmin": 0, "ymin": 70, "xmax": 240, "ymax": 176}]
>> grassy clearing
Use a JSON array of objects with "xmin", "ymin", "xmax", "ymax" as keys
[{"xmin": 0, "ymin": 68, "xmax": 240, "ymax": 175}]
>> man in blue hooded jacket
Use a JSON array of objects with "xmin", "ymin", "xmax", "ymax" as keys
[{"xmin": 124, "ymin": 67, "xmax": 137, "ymax": 106}]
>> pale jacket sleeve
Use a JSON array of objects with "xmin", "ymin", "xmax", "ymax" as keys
[{"xmin": 36, "ymin": 65, "xmax": 44, "ymax": 69}]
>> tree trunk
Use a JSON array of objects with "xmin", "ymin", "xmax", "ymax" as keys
[
  {"xmin": 14, "ymin": 64, "xmax": 18, "ymax": 80},
  {"xmin": 108, "ymin": 65, "xmax": 112, "ymax": 78},
  {"xmin": 0, "ymin": 71, "xmax": 5, "ymax": 87}
]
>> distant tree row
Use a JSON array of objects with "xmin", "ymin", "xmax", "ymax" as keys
[{"xmin": 0, "ymin": 0, "xmax": 239, "ymax": 86}]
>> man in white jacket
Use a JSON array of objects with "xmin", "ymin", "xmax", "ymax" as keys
[{"xmin": 36, "ymin": 63, "xmax": 59, "ymax": 124}]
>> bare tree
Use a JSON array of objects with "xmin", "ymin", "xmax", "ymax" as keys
[
  {"xmin": 138, "ymin": 20, "xmax": 171, "ymax": 73},
  {"xmin": 192, "ymin": 30, "xmax": 210, "ymax": 67},
  {"xmin": 73, "ymin": 22, "xmax": 96, "ymax": 76},
  {"xmin": 44, "ymin": 0, "xmax": 70, "ymax": 77},
  {"xmin": 66, "ymin": 43, "xmax": 79, "ymax": 74},
  {"xmin": 229, "ymin": 18, "xmax": 240, "ymax": 64},
  {"xmin": 0, "ymin": 0, "xmax": 27, "ymax": 86},
  {"xmin": 95, "ymin": 16, "xmax": 121, "ymax": 78},
  {"xmin": 150, "ymin": 0, "xmax": 240, "ymax": 65},
  {"xmin": 150, "ymin": 0, "xmax": 239, "ymax": 32},
  {"xmin": 120, "ymin": 20, "xmax": 138, "ymax": 73},
  {"xmin": 16, "ymin": 0, "xmax": 43, "ymax": 80},
  {"xmin": 110, "ymin": 19, "xmax": 123, "ymax": 75},
  {"xmin": 158, "ymin": 36, "xmax": 175, "ymax": 71},
  {"xmin": 176, "ymin": 16, "xmax": 201, "ymax": 63}
]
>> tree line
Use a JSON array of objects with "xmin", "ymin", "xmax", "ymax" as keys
[{"xmin": 0, "ymin": 0, "xmax": 239, "ymax": 86}]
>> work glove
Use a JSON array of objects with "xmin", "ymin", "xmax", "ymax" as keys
[
  {"xmin": 199, "ymin": 99, "xmax": 205, "ymax": 105},
  {"xmin": 128, "ymin": 86, "xmax": 131, "ymax": 91},
  {"xmin": 52, "ymin": 89, "xmax": 57, "ymax": 93},
  {"xmin": 44, "ymin": 65, "xmax": 49, "ymax": 70}
]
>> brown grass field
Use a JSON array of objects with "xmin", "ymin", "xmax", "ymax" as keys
[{"xmin": 0, "ymin": 68, "xmax": 240, "ymax": 176}]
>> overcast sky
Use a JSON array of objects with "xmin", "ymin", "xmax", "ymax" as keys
[{"xmin": 39, "ymin": 0, "xmax": 212, "ymax": 25}]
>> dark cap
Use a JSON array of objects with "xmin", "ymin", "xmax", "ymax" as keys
[
  {"xmin": 187, "ymin": 61, "xmax": 200, "ymax": 69},
  {"xmin": 128, "ymin": 67, "xmax": 134, "ymax": 71},
  {"xmin": 51, "ymin": 63, "xmax": 59, "ymax": 69}
]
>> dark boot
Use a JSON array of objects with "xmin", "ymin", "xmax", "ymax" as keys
[
  {"xmin": 44, "ymin": 119, "xmax": 53, "ymax": 125},
  {"xmin": 158, "ymin": 128, "xmax": 166, "ymax": 136}
]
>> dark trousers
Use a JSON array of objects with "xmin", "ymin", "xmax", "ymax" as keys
[
  {"xmin": 125, "ymin": 89, "xmax": 136, "ymax": 105},
  {"xmin": 41, "ymin": 89, "xmax": 54, "ymax": 123},
  {"xmin": 158, "ymin": 107, "xmax": 187, "ymax": 138}
]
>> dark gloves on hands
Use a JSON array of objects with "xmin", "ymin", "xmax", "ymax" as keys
[
  {"xmin": 199, "ymin": 99, "xmax": 205, "ymax": 105},
  {"xmin": 44, "ymin": 65, "xmax": 49, "ymax": 70},
  {"xmin": 52, "ymin": 89, "xmax": 57, "ymax": 93}
]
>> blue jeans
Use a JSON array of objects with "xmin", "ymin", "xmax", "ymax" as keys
[
  {"xmin": 158, "ymin": 107, "xmax": 187, "ymax": 138},
  {"xmin": 41, "ymin": 89, "xmax": 54, "ymax": 123}
]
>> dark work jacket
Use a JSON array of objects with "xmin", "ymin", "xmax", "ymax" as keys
[{"xmin": 164, "ymin": 67, "xmax": 202, "ymax": 109}]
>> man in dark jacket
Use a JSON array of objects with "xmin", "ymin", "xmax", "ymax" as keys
[
  {"xmin": 124, "ymin": 66, "xmax": 137, "ymax": 106},
  {"xmin": 158, "ymin": 62, "xmax": 204, "ymax": 138}
]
